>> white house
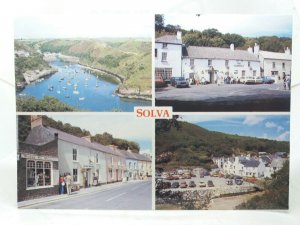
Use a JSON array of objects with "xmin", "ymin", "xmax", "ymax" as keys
[
  {"xmin": 182, "ymin": 44, "xmax": 261, "ymax": 83},
  {"xmin": 155, "ymin": 32, "xmax": 183, "ymax": 82},
  {"xmin": 257, "ymin": 46, "xmax": 292, "ymax": 83}
]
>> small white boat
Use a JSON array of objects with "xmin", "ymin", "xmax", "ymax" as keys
[
  {"xmin": 57, "ymin": 90, "xmax": 61, "ymax": 94},
  {"xmin": 62, "ymin": 86, "xmax": 67, "ymax": 90},
  {"xmin": 73, "ymin": 90, "xmax": 80, "ymax": 95},
  {"xmin": 79, "ymin": 97, "xmax": 85, "ymax": 101}
]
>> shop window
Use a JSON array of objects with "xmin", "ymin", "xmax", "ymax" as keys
[
  {"xmin": 155, "ymin": 68, "xmax": 172, "ymax": 81},
  {"xmin": 26, "ymin": 160, "xmax": 52, "ymax": 188}
]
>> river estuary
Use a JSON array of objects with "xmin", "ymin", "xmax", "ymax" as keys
[{"xmin": 17, "ymin": 60, "xmax": 151, "ymax": 111}]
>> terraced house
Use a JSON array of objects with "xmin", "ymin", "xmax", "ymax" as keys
[{"xmin": 17, "ymin": 116, "xmax": 151, "ymax": 202}]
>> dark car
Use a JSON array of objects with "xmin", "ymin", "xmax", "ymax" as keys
[
  {"xmin": 171, "ymin": 77, "xmax": 189, "ymax": 88},
  {"xmin": 189, "ymin": 181, "xmax": 196, "ymax": 188},
  {"xmin": 226, "ymin": 179, "xmax": 233, "ymax": 185},
  {"xmin": 262, "ymin": 76, "xmax": 275, "ymax": 84},
  {"xmin": 207, "ymin": 180, "xmax": 214, "ymax": 187},
  {"xmin": 180, "ymin": 181, "xmax": 188, "ymax": 188},
  {"xmin": 162, "ymin": 181, "xmax": 171, "ymax": 189},
  {"xmin": 171, "ymin": 181, "xmax": 180, "ymax": 188},
  {"xmin": 235, "ymin": 178, "xmax": 243, "ymax": 185}
]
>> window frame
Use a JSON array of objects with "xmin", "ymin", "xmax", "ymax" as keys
[
  {"xmin": 73, "ymin": 148, "xmax": 78, "ymax": 161},
  {"xmin": 161, "ymin": 52, "xmax": 167, "ymax": 62}
]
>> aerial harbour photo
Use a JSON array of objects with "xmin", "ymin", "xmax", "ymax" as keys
[
  {"xmin": 155, "ymin": 14, "xmax": 292, "ymax": 112},
  {"xmin": 15, "ymin": 14, "xmax": 152, "ymax": 112},
  {"xmin": 155, "ymin": 115, "xmax": 290, "ymax": 210}
]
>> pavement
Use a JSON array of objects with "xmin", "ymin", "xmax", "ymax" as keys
[
  {"xmin": 18, "ymin": 179, "xmax": 152, "ymax": 209},
  {"xmin": 155, "ymin": 83, "xmax": 290, "ymax": 111}
]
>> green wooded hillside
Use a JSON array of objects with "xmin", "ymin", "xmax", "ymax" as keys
[
  {"xmin": 155, "ymin": 121, "xmax": 289, "ymax": 169},
  {"xmin": 39, "ymin": 39, "xmax": 151, "ymax": 92}
]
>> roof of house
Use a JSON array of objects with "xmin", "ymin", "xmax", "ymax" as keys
[
  {"xmin": 133, "ymin": 153, "xmax": 151, "ymax": 162},
  {"xmin": 117, "ymin": 150, "xmax": 138, "ymax": 160},
  {"xmin": 260, "ymin": 156, "xmax": 272, "ymax": 164},
  {"xmin": 155, "ymin": 35, "xmax": 182, "ymax": 45},
  {"xmin": 185, "ymin": 46, "xmax": 260, "ymax": 62},
  {"xmin": 240, "ymin": 159, "xmax": 260, "ymax": 167},
  {"xmin": 259, "ymin": 51, "xmax": 292, "ymax": 60}
]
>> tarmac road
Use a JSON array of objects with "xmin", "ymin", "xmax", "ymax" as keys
[
  {"xmin": 155, "ymin": 83, "xmax": 290, "ymax": 112},
  {"xmin": 23, "ymin": 180, "xmax": 152, "ymax": 210}
]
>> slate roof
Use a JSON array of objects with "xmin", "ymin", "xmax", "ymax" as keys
[
  {"xmin": 260, "ymin": 156, "xmax": 272, "ymax": 164},
  {"xmin": 259, "ymin": 51, "xmax": 292, "ymax": 60},
  {"xmin": 155, "ymin": 35, "xmax": 182, "ymax": 45},
  {"xmin": 133, "ymin": 153, "xmax": 151, "ymax": 162},
  {"xmin": 240, "ymin": 159, "xmax": 260, "ymax": 167},
  {"xmin": 25, "ymin": 125, "xmax": 149, "ymax": 159},
  {"xmin": 185, "ymin": 46, "xmax": 260, "ymax": 61}
]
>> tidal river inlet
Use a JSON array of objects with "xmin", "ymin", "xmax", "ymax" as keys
[{"xmin": 17, "ymin": 60, "xmax": 151, "ymax": 111}]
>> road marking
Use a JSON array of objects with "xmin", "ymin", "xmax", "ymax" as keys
[{"xmin": 105, "ymin": 192, "xmax": 126, "ymax": 202}]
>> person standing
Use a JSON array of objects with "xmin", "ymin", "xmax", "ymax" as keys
[
  {"xmin": 59, "ymin": 175, "xmax": 65, "ymax": 194},
  {"xmin": 65, "ymin": 173, "xmax": 73, "ymax": 195}
]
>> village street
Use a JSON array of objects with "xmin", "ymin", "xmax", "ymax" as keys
[
  {"xmin": 155, "ymin": 83, "xmax": 290, "ymax": 111},
  {"xmin": 21, "ymin": 180, "xmax": 152, "ymax": 210}
]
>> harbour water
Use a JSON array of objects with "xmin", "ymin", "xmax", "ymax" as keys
[{"xmin": 17, "ymin": 60, "xmax": 151, "ymax": 111}]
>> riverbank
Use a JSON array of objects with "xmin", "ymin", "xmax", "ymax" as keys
[
  {"xmin": 79, "ymin": 63, "xmax": 152, "ymax": 101},
  {"xmin": 23, "ymin": 68, "xmax": 58, "ymax": 84}
]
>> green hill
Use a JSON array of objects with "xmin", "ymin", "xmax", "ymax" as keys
[
  {"xmin": 155, "ymin": 121, "xmax": 289, "ymax": 170},
  {"xmin": 39, "ymin": 39, "xmax": 151, "ymax": 92}
]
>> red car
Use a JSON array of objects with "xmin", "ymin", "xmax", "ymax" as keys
[{"xmin": 180, "ymin": 181, "xmax": 188, "ymax": 188}]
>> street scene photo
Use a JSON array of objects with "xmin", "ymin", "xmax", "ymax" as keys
[
  {"xmin": 155, "ymin": 115, "xmax": 289, "ymax": 210},
  {"xmin": 15, "ymin": 14, "xmax": 152, "ymax": 112},
  {"xmin": 17, "ymin": 115, "xmax": 152, "ymax": 209},
  {"xmin": 155, "ymin": 14, "xmax": 292, "ymax": 111}
]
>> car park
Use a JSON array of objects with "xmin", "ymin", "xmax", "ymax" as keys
[
  {"xmin": 171, "ymin": 77, "xmax": 189, "ymax": 88},
  {"xmin": 171, "ymin": 181, "xmax": 180, "ymax": 188}
]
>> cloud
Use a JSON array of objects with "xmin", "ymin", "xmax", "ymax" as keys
[
  {"xmin": 265, "ymin": 122, "xmax": 277, "ymax": 128},
  {"xmin": 276, "ymin": 131, "xmax": 290, "ymax": 141},
  {"xmin": 277, "ymin": 126, "xmax": 284, "ymax": 132},
  {"xmin": 243, "ymin": 116, "xmax": 265, "ymax": 126},
  {"xmin": 181, "ymin": 115, "xmax": 242, "ymax": 125}
]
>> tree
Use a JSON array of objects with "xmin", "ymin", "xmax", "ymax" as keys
[
  {"xmin": 155, "ymin": 14, "xmax": 164, "ymax": 32},
  {"xmin": 223, "ymin": 33, "xmax": 245, "ymax": 48}
]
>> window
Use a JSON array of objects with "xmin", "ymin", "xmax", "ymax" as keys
[
  {"xmin": 190, "ymin": 59, "xmax": 194, "ymax": 67},
  {"xmin": 73, "ymin": 168, "xmax": 78, "ymax": 182},
  {"xmin": 248, "ymin": 61, "xmax": 251, "ymax": 67},
  {"xmin": 161, "ymin": 52, "xmax": 167, "ymax": 62},
  {"xmin": 155, "ymin": 48, "xmax": 157, "ymax": 57},
  {"xmin": 162, "ymin": 43, "xmax": 167, "ymax": 49},
  {"xmin": 95, "ymin": 153, "xmax": 99, "ymax": 164},
  {"xmin": 26, "ymin": 160, "xmax": 52, "ymax": 188},
  {"xmin": 109, "ymin": 169, "xmax": 112, "ymax": 178},
  {"xmin": 272, "ymin": 62, "xmax": 276, "ymax": 68},
  {"xmin": 134, "ymin": 162, "xmax": 136, "ymax": 169},
  {"xmin": 242, "ymin": 70, "xmax": 246, "ymax": 77},
  {"xmin": 129, "ymin": 162, "xmax": 132, "ymax": 169},
  {"xmin": 155, "ymin": 68, "xmax": 172, "ymax": 81},
  {"xmin": 253, "ymin": 70, "xmax": 256, "ymax": 76},
  {"xmin": 282, "ymin": 62, "xmax": 285, "ymax": 69},
  {"xmin": 225, "ymin": 60, "xmax": 229, "ymax": 67},
  {"xmin": 73, "ymin": 148, "xmax": 77, "ymax": 161},
  {"xmin": 111, "ymin": 156, "xmax": 113, "ymax": 166},
  {"xmin": 208, "ymin": 59, "xmax": 212, "ymax": 66}
]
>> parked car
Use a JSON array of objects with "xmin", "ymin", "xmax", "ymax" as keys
[
  {"xmin": 180, "ymin": 181, "xmax": 188, "ymax": 188},
  {"xmin": 262, "ymin": 76, "xmax": 275, "ymax": 84},
  {"xmin": 162, "ymin": 181, "xmax": 171, "ymax": 189},
  {"xmin": 189, "ymin": 180, "xmax": 196, "ymax": 188},
  {"xmin": 235, "ymin": 178, "xmax": 243, "ymax": 185},
  {"xmin": 171, "ymin": 181, "xmax": 180, "ymax": 188},
  {"xmin": 199, "ymin": 181, "xmax": 206, "ymax": 187},
  {"xmin": 165, "ymin": 175, "xmax": 174, "ymax": 180},
  {"xmin": 155, "ymin": 76, "xmax": 167, "ymax": 88},
  {"xmin": 240, "ymin": 76, "xmax": 263, "ymax": 84},
  {"xmin": 207, "ymin": 180, "xmax": 214, "ymax": 187},
  {"xmin": 226, "ymin": 179, "xmax": 233, "ymax": 185},
  {"xmin": 171, "ymin": 77, "xmax": 189, "ymax": 88}
]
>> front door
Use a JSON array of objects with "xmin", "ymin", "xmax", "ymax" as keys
[{"xmin": 209, "ymin": 71, "xmax": 214, "ymax": 84}]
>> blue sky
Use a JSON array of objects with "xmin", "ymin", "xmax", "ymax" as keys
[
  {"xmin": 164, "ymin": 14, "xmax": 292, "ymax": 37},
  {"xmin": 180, "ymin": 115, "xmax": 290, "ymax": 141},
  {"xmin": 50, "ymin": 115, "xmax": 152, "ymax": 155}
]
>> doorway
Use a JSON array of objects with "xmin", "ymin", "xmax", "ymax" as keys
[{"xmin": 209, "ymin": 71, "xmax": 214, "ymax": 84}]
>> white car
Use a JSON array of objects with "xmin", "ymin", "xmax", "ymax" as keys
[{"xmin": 240, "ymin": 76, "xmax": 263, "ymax": 85}]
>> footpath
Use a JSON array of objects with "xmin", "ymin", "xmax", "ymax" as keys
[{"xmin": 18, "ymin": 179, "xmax": 145, "ymax": 208}]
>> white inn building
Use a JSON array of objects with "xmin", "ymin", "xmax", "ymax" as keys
[{"xmin": 155, "ymin": 32, "xmax": 292, "ymax": 83}]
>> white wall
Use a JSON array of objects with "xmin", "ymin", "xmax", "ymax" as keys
[
  {"xmin": 182, "ymin": 58, "xmax": 260, "ymax": 82},
  {"xmin": 261, "ymin": 57, "xmax": 292, "ymax": 81},
  {"xmin": 155, "ymin": 42, "xmax": 182, "ymax": 77}
]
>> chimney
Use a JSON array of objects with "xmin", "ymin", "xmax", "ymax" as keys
[
  {"xmin": 285, "ymin": 47, "xmax": 291, "ymax": 55},
  {"xmin": 31, "ymin": 115, "xmax": 43, "ymax": 129},
  {"xmin": 82, "ymin": 135, "xmax": 91, "ymax": 142},
  {"xmin": 247, "ymin": 46, "xmax": 253, "ymax": 53},
  {"xmin": 230, "ymin": 43, "xmax": 234, "ymax": 51},
  {"xmin": 127, "ymin": 147, "xmax": 132, "ymax": 153},
  {"xmin": 176, "ymin": 31, "xmax": 182, "ymax": 40},
  {"xmin": 254, "ymin": 43, "xmax": 260, "ymax": 55}
]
